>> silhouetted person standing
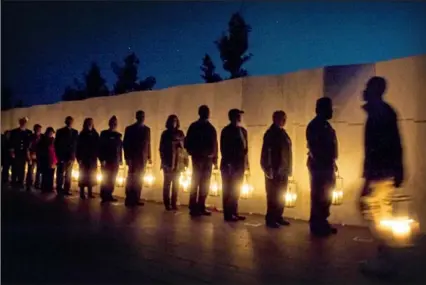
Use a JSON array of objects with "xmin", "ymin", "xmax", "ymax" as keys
[
  {"xmin": 55, "ymin": 116, "xmax": 78, "ymax": 196},
  {"xmin": 220, "ymin": 109, "xmax": 248, "ymax": 222},
  {"xmin": 159, "ymin": 115, "xmax": 188, "ymax": 211},
  {"xmin": 76, "ymin": 118, "xmax": 99, "ymax": 199},
  {"xmin": 185, "ymin": 105, "xmax": 218, "ymax": 216},
  {"xmin": 261, "ymin": 111, "xmax": 292, "ymax": 228},
  {"xmin": 123, "ymin": 110, "xmax": 152, "ymax": 207},
  {"xmin": 306, "ymin": 97, "xmax": 338, "ymax": 236},
  {"xmin": 39, "ymin": 127, "xmax": 57, "ymax": 193},
  {"xmin": 9, "ymin": 117, "xmax": 32, "ymax": 188},
  {"xmin": 26, "ymin": 124, "xmax": 43, "ymax": 190},
  {"xmin": 2, "ymin": 130, "xmax": 12, "ymax": 184},
  {"xmin": 359, "ymin": 77, "xmax": 403, "ymax": 275},
  {"xmin": 99, "ymin": 116, "xmax": 123, "ymax": 203}
]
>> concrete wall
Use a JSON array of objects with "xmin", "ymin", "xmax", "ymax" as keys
[{"xmin": 2, "ymin": 55, "xmax": 426, "ymax": 230}]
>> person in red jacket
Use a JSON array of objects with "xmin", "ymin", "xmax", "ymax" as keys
[{"xmin": 40, "ymin": 127, "xmax": 57, "ymax": 193}]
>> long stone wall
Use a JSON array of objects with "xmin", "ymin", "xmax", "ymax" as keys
[{"xmin": 2, "ymin": 55, "xmax": 426, "ymax": 231}]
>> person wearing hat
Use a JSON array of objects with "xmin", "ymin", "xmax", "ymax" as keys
[
  {"xmin": 55, "ymin": 116, "xmax": 79, "ymax": 196},
  {"xmin": 123, "ymin": 110, "xmax": 152, "ymax": 207},
  {"xmin": 26, "ymin": 123, "xmax": 43, "ymax": 191},
  {"xmin": 9, "ymin": 117, "xmax": 32, "ymax": 188},
  {"xmin": 261, "ymin": 110, "xmax": 292, "ymax": 228},
  {"xmin": 306, "ymin": 97, "xmax": 338, "ymax": 236},
  {"xmin": 184, "ymin": 105, "xmax": 218, "ymax": 216},
  {"xmin": 99, "ymin": 115, "xmax": 123, "ymax": 203},
  {"xmin": 220, "ymin": 109, "xmax": 248, "ymax": 222}
]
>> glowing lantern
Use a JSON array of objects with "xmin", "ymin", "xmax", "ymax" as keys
[
  {"xmin": 143, "ymin": 163, "xmax": 155, "ymax": 187},
  {"xmin": 71, "ymin": 165, "xmax": 80, "ymax": 182},
  {"xmin": 331, "ymin": 174, "xmax": 344, "ymax": 205},
  {"xmin": 209, "ymin": 168, "xmax": 221, "ymax": 197},
  {"xmin": 179, "ymin": 167, "xmax": 192, "ymax": 192},
  {"xmin": 376, "ymin": 193, "xmax": 420, "ymax": 248},
  {"xmin": 284, "ymin": 178, "xmax": 297, "ymax": 208},
  {"xmin": 240, "ymin": 170, "xmax": 254, "ymax": 199},
  {"xmin": 116, "ymin": 166, "xmax": 126, "ymax": 187}
]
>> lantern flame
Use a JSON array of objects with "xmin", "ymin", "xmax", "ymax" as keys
[
  {"xmin": 380, "ymin": 218, "xmax": 414, "ymax": 237},
  {"xmin": 72, "ymin": 169, "xmax": 80, "ymax": 181},
  {"xmin": 96, "ymin": 173, "xmax": 103, "ymax": 183}
]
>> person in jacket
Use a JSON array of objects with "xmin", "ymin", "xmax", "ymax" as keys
[
  {"xmin": 26, "ymin": 124, "xmax": 43, "ymax": 190},
  {"xmin": 123, "ymin": 110, "xmax": 152, "ymax": 207},
  {"xmin": 76, "ymin": 118, "xmax": 99, "ymax": 199},
  {"xmin": 55, "ymin": 116, "xmax": 78, "ymax": 196},
  {"xmin": 358, "ymin": 77, "xmax": 404, "ymax": 275},
  {"xmin": 159, "ymin": 114, "xmax": 188, "ymax": 211},
  {"xmin": 260, "ymin": 110, "xmax": 292, "ymax": 228},
  {"xmin": 220, "ymin": 109, "xmax": 248, "ymax": 222},
  {"xmin": 39, "ymin": 127, "xmax": 57, "ymax": 193},
  {"xmin": 99, "ymin": 115, "xmax": 123, "ymax": 203},
  {"xmin": 306, "ymin": 97, "xmax": 338, "ymax": 236},
  {"xmin": 2, "ymin": 130, "xmax": 12, "ymax": 184},
  {"xmin": 185, "ymin": 105, "xmax": 218, "ymax": 217},
  {"xmin": 9, "ymin": 117, "xmax": 32, "ymax": 188}
]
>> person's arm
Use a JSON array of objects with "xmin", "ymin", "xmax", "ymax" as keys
[
  {"xmin": 184, "ymin": 124, "xmax": 194, "ymax": 155},
  {"xmin": 123, "ymin": 127, "xmax": 130, "ymax": 162},
  {"xmin": 159, "ymin": 131, "xmax": 166, "ymax": 167},
  {"xmin": 146, "ymin": 127, "xmax": 152, "ymax": 163},
  {"xmin": 243, "ymin": 128, "xmax": 249, "ymax": 171},
  {"xmin": 71, "ymin": 130, "xmax": 78, "ymax": 160},
  {"xmin": 118, "ymin": 134, "xmax": 123, "ymax": 165},
  {"xmin": 212, "ymin": 126, "xmax": 218, "ymax": 166},
  {"xmin": 391, "ymin": 113, "xmax": 404, "ymax": 187},
  {"xmin": 76, "ymin": 134, "xmax": 83, "ymax": 163},
  {"xmin": 260, "ymin": 131, "xmax": 271, "ymax": 173},
  {"xmin": 98, "ymin": 132, "xmax": 105, "ymax": 163}
]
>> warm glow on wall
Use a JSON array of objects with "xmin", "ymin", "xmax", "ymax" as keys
[
  {"xmin": 284, "ymin": 178, "xmax": 297, "ymax": 208},
  {"xmin": 143, "ymin": 163, "xmax": 155, "ymax": 187},
  {"xmin": 209, "ymin": 168, "xmax": 221, "ymax": 197}
]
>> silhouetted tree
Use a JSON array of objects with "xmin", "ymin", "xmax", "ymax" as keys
[
  {"xmin": 200, "ymin": 54, "xmax": 222, "ymax": 83},
  {"xmin": 85, "ymin": 62, "xmax": 109, "ymax": 98},
  {"xmin": 215, "ymin": 12, "xmax": 252, "ymax": 79},
  {"xmin": 62, "ymin": 78, "xmax": 86, "ymax": 101},
  {"xmin": 1, "ymin": 86, "xmax": 13, "ymax": 110},
  {"xmin": 14, "ymin": 99, "xmax": 24, "ymax": 108},
  {"xmin": 112, "ymin": 52, "xmax": 156, "ymax": 95}
]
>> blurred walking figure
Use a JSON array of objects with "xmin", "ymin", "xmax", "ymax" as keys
[
  {"xmin": 1, "ymin": 130, "xmax": 12, "ymax": 184},
  {"xmin": 306, "ymin": 97, "xmax": 338, "ymax": 236},
  {"xmin": 26, "ymin": 124, "xmax": 43, "ymax": 191},
  {"xmin": 159, "ymin": 114, "xmax": 188, "ymax": 211},
  {"xmin": 358, "ymin": 77, "xmax": 404, "ymax": 275},
  {"xmin": 76, "ymin": 118, "xmax": 99, "ymax": 199},
  {"xmin": 185, "ymin": 105, "xmax": 218, "ymax": 217},
  {"xmin": 55, "ymin": 116, "xmax": 78, "ymax": 196},
  {"xmin": 220, "ymin": 109, "xmax": 248, "ymax": 222},
  {"xmin": 39, "ymin": 127, "xmax": 57, "ymax": 193},
  {"xmin": 261, "ymin": 111, "xmax": 292, "ymax": 228},
  {"xmin": 99, "ymin": 116, "xmax": 123, "ymax": 203},
  {"xmin": 123, "ymin": 110, "xmax": 152, "ymax": 207},
  {"xmin": 9, "ymin": 117, "xmax": 32, "ymax": 189}
]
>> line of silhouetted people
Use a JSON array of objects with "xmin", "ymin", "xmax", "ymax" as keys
[{"xmin": 1, "ymin": 76, "xmax": 404, "ymax": 239}]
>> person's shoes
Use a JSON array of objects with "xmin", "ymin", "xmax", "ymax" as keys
[
  {"xmin": 277, "ymin": 218, "xmax": 290, "ymax": 226},
  {"xmin": 64, "ymin": 192, "xmax": 73, "ymax": 196},
  {"xmin": 80, "ymin": 194, "xmax": 86, "ymax": 200},
  {"xmin": 310, "ymin": 228, "xmax": 332, "ymax": 237},
  {"xmin": 235, "ymin": 215, "xmax": 246, "ymax": 221},
  {"xmin": 171, "ymin": 205, "xmax": 179, "ymax": 211},
  {"xmin": 88, "ymin": 194, "xmax": 95, "ymax": 199},
  {"xmin": 200, "ymin": 210, "xmax": 212, "ymax": 216},
  {"xmin": 136, "ymin": 201, "xmax": 144, "ymax": 206},
  {"xmin": 329, "ymin": 227, "xmax": 338, "ymax": 234},
  {"xmin": 165, "ymin": 205, "xmax": 172, "ymax": 211},
  {"xmin": 224, "ymin": 216, "xmax": 239, "ymax": 222},
  {"xmin": 266, "ymin": 222, "xmax": 280, "ymax": 229},
  {"xmin": 189, "ymin": 210, "xmax": 200, "ymax": 217},
  {"xmin": 110, "ymin": 197, "xmax": 118, "ymax": 202},
  {"xmin": 125, "ymin": 201, "xmax": 135, "ymax": 207}
]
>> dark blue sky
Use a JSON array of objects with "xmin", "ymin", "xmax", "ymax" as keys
[{"xmin": 3, "ymin": 1, "xmax": 426, "ymax": 106}]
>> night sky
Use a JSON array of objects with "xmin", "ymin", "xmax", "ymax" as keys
[{"xmin": 2, "ymin": 1, "xmax": 426, "ymax": 107}]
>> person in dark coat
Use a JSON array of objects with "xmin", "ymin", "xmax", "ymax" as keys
[
  {"xmin": 220, "ymin": 109, "xmax": 248, "ymax": 222},
  {"xmin": 9, "ymin": 117, "xmax": 32, "ymax": 188},
  {"xmin": 159, "ymin": 114, "xmax": 188, "ymax": 211},
  {"xmin": 358, "ymin": 77, "xmax": 404, "ymax": 275},
  {"xmin": 184, "ymin": 105, "xmax": 218, "ymax": 216},
  {"xmin": 306, "ymin": 97, "xmax": 338, "ymax": 236},
  {"xmin": 39, "ymin": 127, "xmax": 57, "ymax": 193},
  {"xmin": 26, "ymin": 124, "xmax": 43, "ymax": 190},
  {"xmin": 260, "ymin": 110, "xmax": 292, "ymax": 228},
  {"xmin": 1, "ymin": 130, "xmax": 12, "ymax": 184},
  {"xmin": 123, "ymin": 110, "xmax": 152, "ymax": 207},
  {"xmin": 55, "ymin": 116, "xmax": 78, "ymax": 196},
  {"xmin": 76, "ymin": 118, "xmax": 99, "ymax": 199},
  {"xmin": 99, "ymin": 116, "xmax": 123, "ymax": 203}
]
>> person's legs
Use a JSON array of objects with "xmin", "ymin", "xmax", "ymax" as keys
[
  {"xmin": 34, "ymin": 161, "xmax": 42, "ymax": 189},
  {"xmin": 221, "ymin": 170, "xmax": 233, "ymax": 220},
  {"xmin": 2, "ymin": 159, "xmax": 11, "ymax": 184},
  {"xmin": 231, "ymin": 169, "xmax": 244, "ymax": 218},
  {"xmin": 265, "ymin": 177, "xmax": 279, "ymax": 227},
  {"xmin": 189, "ymin": 159, "xmax": 201, "ymax": 214},
  {"xmin": 170, "ymin": 171, "xmax": 180, "ymax": 209},
  {"xmin": 63, "ymin": 160, "xmax": 73, "ymax": 195},
  {"xmin": 276, "ymin": 177, "xmax": 289, "ymax": 225},
  {"xmin": 56, "ymin": 162, "xmax": 65, "ymax": 194},
  {"xmin": 163, "ymin": 170, "xmax": 173, "ymax": 209},
  {"xmin": 26, "ymin": 161, "xmax": 35, "ymax": 190},
  {"xmin": 198, "ymin": 159, "xmax": 212, "ymax": 214}
]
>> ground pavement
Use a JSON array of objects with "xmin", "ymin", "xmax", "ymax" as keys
[{"xmin": 2, "ymin": 186, "xmax": 425, "ymax": 284}]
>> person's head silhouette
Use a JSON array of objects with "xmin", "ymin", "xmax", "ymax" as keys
[
  {"xmin": 315, "ymin": 97, "xmax": 333, "ymax": 120},
  {"xmin": 363, "ymin": 76, "xmax": 387, "ymax": 104},
  {"xmin": 198, "ymin": 105, "xmax": 210, "ymax": 120},
  {"xmin": 135, "ymin": 110, "xmax": 145, "ymax": 124}
]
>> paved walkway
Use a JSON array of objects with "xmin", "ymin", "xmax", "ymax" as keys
[{"xmin": 2, "ymin": 187, "xmax": 425, "ymax": 284}]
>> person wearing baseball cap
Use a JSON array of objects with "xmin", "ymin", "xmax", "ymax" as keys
[{"xmin": 220, "ymin": 108, "xmax": 248, "ymax": 222}]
